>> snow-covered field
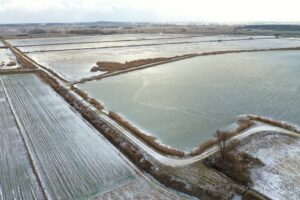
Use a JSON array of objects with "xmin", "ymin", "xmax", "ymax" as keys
[
  {"xmin": 25, "ymin": 37, "xmax": 300, "ymax": 82},
  {"xmin": 0, "ymin": 48, "xmax": 19, "ymax": 69},
  {"xmin": 0, "ymin": 79, "xmax": 43, "ymax": 199},
  {"xmin": 1, "ymin": 74, "xmax": 137, "ymax": 199},
  {"xmin": 97, "ymin": 177, "xmax": 182, "ymax": 200},
  {"xmin": 239, "ymin": 132, "xmax": 300, "ymax": 200}
]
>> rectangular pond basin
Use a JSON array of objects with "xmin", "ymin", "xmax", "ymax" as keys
[{"xmin": 77, "ymin": 50, "xmax": 300, "ymax": 151}]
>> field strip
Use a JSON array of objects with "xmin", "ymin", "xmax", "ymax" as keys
[
  {"xmin": 14, "ymin": 35, "xmax": 205, "ymax": 47},
  {"xmin": 24, "ymin": 37, "xmax": 275, "ymax": 53},
  {"xmin": 0, "ymin": 77, "xmax": 45, "ymax": 200},
  {"xmin": 1, "ymin": 74, "xmax": 137, "ymax": 199}
]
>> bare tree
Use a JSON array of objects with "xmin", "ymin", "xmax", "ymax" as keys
[{"xmin": 215, "ymin": 130, "xmax": 228, "ymax": 160}]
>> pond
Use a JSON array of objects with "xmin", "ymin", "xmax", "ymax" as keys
[{"xmin": 78, "ymin": 50, "xmax": 300, "ymax": 151}]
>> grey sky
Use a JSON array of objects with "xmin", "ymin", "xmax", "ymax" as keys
[{"xmin": 0, "ymin": 0, "xmax": 300, "ymax": 24}]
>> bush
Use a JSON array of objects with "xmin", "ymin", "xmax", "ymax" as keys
[
  {"xmin": 190, "ymin": 138, "xmax": 217, "ymax": 156},
  {"xmin": 93, "ymin": 55, "xmax": 197, "ymax": 73},
  {"xmin": 206, "ymin": 129, "xmax": 264, "ymax": 186},
  {"xmin": 89, "ymin": 98, "xmax": 104, "ymax": 110},
  {"xmin": 215, "ymin": 151, "xmax": 252, "ymax": 185},
  {"xmin": 94, "ymin": 57, "xmax": 177, "ymax": 72},
  {"xmin": 73, "ymin": 88, "xmax": 89, "ymax": 100},
  {"xmin": 6, "ymin": 61, "xmax": 16, "ymax": 67}
]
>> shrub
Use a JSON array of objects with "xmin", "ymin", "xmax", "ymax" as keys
[
  {"xmin": 247, "ymin": 115, "xmax": 300, "ymax": 133},
  {"xmin": 215, "ymin": 151, "xmax": 252, "ymax": 185},
  {"xmin": 6, "ymin": 61, "xmax": 16, "ymax": 67},
  {"xmin": 207, "ymin": 130, "xmax": 264, "ymax": 186},
  {"xmin": 94, "ymin": 57, "xmax": 176, "ymax": 72},
  {"xmin": 92, "ymin": 55, "xmax": 197, "ymax": 73},
  {"xmin": 89, "ymin": 98, "xmax": 104, "ymax": 110},
  {"xmin": 73, "ymin": 88, "xmax": 89, "ymax": 100},
  {"xmin": 190, "ymin": 138, "xmax": 217, "ymax": 156}
]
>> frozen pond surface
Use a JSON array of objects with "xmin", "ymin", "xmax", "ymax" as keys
[
  {"xmin": 78, "ymin": 51, "xmax": 300, "ymax": 151},
  {"xmin": 28, "ymin": 51, "xmax": 105, "ymax": 81},
  {"xmin": 1, "ymin": 74, "xmax": 136, "ymax": 199},
  {"xmin": 26, "ymin": 37, "xmax": 300, "ymax": 82}
]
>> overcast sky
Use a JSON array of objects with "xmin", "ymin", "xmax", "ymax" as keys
[{"xmin": 0, "ymin": 0, "xmax": 300, "ymax": 24}]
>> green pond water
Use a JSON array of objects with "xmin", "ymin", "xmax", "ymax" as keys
[{"xmin": 78, "ymin": 51, "xmax": 300, "ymax": 151}]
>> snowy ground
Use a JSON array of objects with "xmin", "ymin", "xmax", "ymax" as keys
[
  {"xmin": 97, "ymin": 177, "xmax": 185, "ymax": 200},
  {"xmin": 0, "ymin": 73, "xmax": 184, "ymax": 199},
  {"xmin": 238, "ymin": 132, "xmax": 300, "ymax": 200},
  {"xmin": 8, "ymin": 33, "xmax": 197, "ymax": 46},
  {"xmin": 0, "ymin": 48, "xmax": 19, "ymax": 69},
  {"xmin": 0, "ymin": 76, "xmax": 43, "ymax": 199}
]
